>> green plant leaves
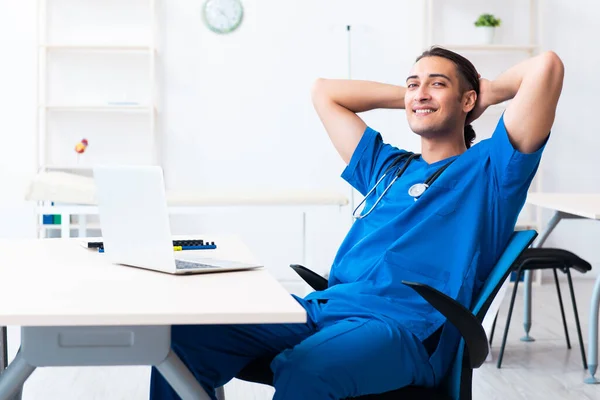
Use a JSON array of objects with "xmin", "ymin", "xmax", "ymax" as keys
[{"xmin": 474, "ymin": 13, "xmax": 501, "ymax": 27}]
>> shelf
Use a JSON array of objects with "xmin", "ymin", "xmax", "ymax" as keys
[
  {"xmin": 438, "ymin": 44, "xmax": 537, "ymax": 53},
  {"xmin": 39, "ymin": 166, "xmax": 94, "ymax": 175},
  {"xmin": 41, "ymin": 44, "xmax": 154, "ymax": 53},
  {"xmin": 42, "ymin": 104, "xmax": 155, "ymax": 113},
  {"xmin": 40, "ymin": 223, "xmax": 101, "ymax": 231}
]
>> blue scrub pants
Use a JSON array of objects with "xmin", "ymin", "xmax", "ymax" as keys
[{"xmin": 149, "ymin": 297, "xmax": 435, "ymax": 400}]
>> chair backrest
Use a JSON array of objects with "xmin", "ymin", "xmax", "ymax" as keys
[{"xmin": 444, "ymin": 229, "xmax": 538, "ymax": 400}]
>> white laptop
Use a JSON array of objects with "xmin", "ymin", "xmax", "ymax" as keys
[{"xmin": 93, "ymin": 165, "xmax": 262, "ymax": 275}]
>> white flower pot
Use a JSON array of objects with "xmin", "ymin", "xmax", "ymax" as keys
[{"xmin": 477, "ymin": 26, "xmax": 496, "ymax": 45}]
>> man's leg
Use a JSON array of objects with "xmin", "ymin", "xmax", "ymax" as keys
[
  {"xmin": 270, "ymin": 317, "xmax": 435, "ymax": 400},
  {"xmin": 150, "ymin": 299, "xmax": 319, "ymax": 400}
]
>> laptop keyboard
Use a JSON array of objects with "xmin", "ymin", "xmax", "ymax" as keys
[{"xmin": 175, "ymin": 259, "xmax": 221, "ymax": 270}]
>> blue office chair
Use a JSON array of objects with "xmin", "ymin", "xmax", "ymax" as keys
[{"xmin": 234, "ymin": 230, "xmax": 538, "ymax": 400}]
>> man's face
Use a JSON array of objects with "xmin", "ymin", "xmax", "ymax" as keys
[{"xmin": 405, "ymin": 56, "xmax": 468, "ymax": 137}]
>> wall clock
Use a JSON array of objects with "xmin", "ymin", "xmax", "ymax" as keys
[{"xmin": 202, "ymin": 0, "xmax": 244, "ymax": 34}]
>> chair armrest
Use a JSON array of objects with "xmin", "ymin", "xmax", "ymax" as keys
[
  {"xmin": 290, "ymin": 264, "xmax": 328, "ymax": 291},
  {"xmin": 402, "ymin": 281, "xmax": 488, "ymax": 369}
]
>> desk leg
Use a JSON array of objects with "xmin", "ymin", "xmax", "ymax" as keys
[
  {"xmin": 155, "ymin": 349, "xmax": 211, "ymax": 400},
  {"xmin": 585, "ymin": 275, "xmax": 600, "ymax": 384},
  {"xmin": 0, "ymin": 327, "xmax": 7, "ymax": 371},
  {"xmin": 0, "ymin": 351, "xmax": 35, "ymax": 400},
  {"xmin": 522, "ymin": 211, "xmax": 562, "ymax": 342},
  {"xmin": 0, "ymin": 329, "xmax": 22, "ymax": 400}
]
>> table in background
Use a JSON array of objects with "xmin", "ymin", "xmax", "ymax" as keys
[{"xmin": 524, "ymin": 193, "xmax": 600, "ymax": 384}]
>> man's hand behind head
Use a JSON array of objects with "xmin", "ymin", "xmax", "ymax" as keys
[{"xmin": 466, "ymin": 78, "xmax": 492, "ymax": 125}]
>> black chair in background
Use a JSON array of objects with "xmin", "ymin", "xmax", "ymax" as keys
[{"xmin": 489, "ymin": 247, "xmax": 591, "ymax": 369}]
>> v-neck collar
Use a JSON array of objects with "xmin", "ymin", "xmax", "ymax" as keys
[{"xmin": 416, "ymin": 153, "xmax": 461, "ymax": 168}]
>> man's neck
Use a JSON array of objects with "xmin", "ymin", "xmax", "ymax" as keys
[{"xmin": 420, "ymin": 136, "xmax": 467, "ymax": 164}]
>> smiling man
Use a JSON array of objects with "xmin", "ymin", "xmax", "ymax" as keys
[{"xmin": 149, "ymin": 47, "xmax": 564, "ymax": 400}]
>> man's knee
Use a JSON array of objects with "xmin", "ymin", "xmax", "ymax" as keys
[{"xmin": 271, "ymin": 349, "xmax": 346, "ymax": 399}]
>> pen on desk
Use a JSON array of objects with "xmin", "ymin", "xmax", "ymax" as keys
[{"xmin": 173, "ymin": 245, "xmax": 216, "ymax": 251}]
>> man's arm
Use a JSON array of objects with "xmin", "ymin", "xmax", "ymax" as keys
[
  {"xmin": 311, "ymin": 79, "xmax": 406, "ymax": 164},
  {"xmin": 483, "ymin": 51, "xmax": 565, "ymax": 154}
]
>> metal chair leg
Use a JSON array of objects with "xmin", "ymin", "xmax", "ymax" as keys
[
  {"xmin": 553, "ymin": 268, "xmax": 571, "ymax": 349},
  {"xmin": 498, "ymin": 269, "xmax": 522, "ymax": 368},
  {"xmin": 565, "ymin": 268, "xmax": 587, "ymax": 369},
  {"xmin": 489, "ymin": 312, "xmax": 498, "ymax": 345}
]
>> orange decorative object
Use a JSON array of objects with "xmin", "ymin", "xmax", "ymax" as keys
[{"xmin": 74, "ymin": 138, "xmax": 89, "ymax": 154}]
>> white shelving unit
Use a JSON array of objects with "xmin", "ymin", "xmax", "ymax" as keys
[
  {"xmin": 422, "ymin": 0, "xmax": 544, "ymax": 283},
  {"xmin": 35, "ymin": 0, "xmax": 159, "ymax": 238},
  {"xmin": 35, "ymin": 0, "xmax": 160, "ymax": 172}
]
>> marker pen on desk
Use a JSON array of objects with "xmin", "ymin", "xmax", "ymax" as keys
[{"xmin": 173, "ymin": 245, "xmax": 217, "ymax": 251}]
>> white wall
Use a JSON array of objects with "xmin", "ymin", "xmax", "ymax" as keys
[
  {"xmin": 0, "ymin": 0, "xmax": 38, "ymax": 239},
  {"xmin": 1, "ymin": 0, "xmax": 600, "ymax": 398},
  {"xmin": 158, "ymin": 0, "xmax": 600, "ymax": 281},
  {"xmin": 534, "ymin": 0, "xmax": 600, "ymax": 277},
  {"xmin": 159, "ymin": 0, "xmax": 425, "ymax": 285}
]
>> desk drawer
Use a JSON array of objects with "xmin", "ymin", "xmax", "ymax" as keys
[{"xmin": 21, "ymin": 325, "xmax": 170, "ymax": 367}]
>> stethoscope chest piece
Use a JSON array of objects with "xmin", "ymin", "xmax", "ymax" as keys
[{"xmin": 408, "ymin": 183, "xmax": 428, "ymax": 200}]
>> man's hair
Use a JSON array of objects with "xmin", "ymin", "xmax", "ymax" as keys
[{"xmin": 415, "ymin": 46, "xmax": 479, "ymax": 149}]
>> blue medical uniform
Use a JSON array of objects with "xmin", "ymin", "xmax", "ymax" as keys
[{"xmin": 149, "ymin": 114, "xmax": 546, "ymax": 400}]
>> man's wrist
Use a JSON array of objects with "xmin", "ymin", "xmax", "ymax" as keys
[{"xmin": 393, "ymin": 85, "xmax": 406, "ymax": 110}]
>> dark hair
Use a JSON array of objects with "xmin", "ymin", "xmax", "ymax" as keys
[{"xmin": 416, "ymin": 46, "xmax": 479, "ymax": 149}]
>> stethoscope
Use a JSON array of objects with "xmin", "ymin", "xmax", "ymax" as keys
[{"xmin": 352, "ymin": 152, "xmax": 456, "ymax": 219}]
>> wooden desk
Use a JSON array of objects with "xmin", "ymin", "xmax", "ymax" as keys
[
  {"xmin": 524, "ymin": 193, "xmax": 600, "ymax": 384},
  {"xmin": 0, "ymin": 236, "xmax": 306, "ymax": 399}
]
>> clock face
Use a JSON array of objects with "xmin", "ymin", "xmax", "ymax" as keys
[{"xmin": 202, "ymin": 0, "xmax": 244, "ymax": 34}]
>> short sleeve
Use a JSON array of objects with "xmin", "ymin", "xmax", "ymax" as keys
[
  {"xmin": 341, "ymin": 126, "xmax": 405, "ymax": 196},
  {"xmin": 489, "ymin": 114, "xmax": 548, "ymax": 197}
]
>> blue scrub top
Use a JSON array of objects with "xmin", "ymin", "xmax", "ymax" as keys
[{"xmin": 305, "ymin": 114, "xmax": 545, "ymax": 355}]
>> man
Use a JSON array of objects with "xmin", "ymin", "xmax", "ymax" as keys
[{"xmin": 150, "ymin": 47, "xmax": 564, "ymax": 399}]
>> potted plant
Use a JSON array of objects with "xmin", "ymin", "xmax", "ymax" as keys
[{"xmin": 474, "ymin": 13, "xmax": 501, "ymax": 45}]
